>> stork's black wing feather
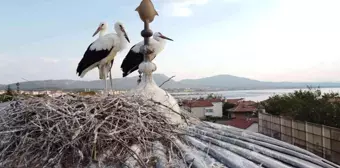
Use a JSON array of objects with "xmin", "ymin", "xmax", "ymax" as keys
[
  {"xmin": 76, "ymin": 43, "xmax": 113, "ymax": 77},
  {"xmin": 120, "ymin": 45, "xmax": 144, "ymax": 77}
]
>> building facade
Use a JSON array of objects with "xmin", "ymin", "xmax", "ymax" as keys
[{"xmin": 182, "ymin": 98, "xmax": 223, "ymax": 118}]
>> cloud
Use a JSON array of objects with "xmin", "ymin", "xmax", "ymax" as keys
[{"xmin": 157, "ymin": 0, "xmax": 209, "ymax": 17}]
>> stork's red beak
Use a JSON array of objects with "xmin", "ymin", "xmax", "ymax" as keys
[
  {"xmin": 160, "ymin": 34, "xmax": 173, "ymax": 41},
  {"xmin": 92, "ymin": 26, "xmax": 101, "ymax": 37}
]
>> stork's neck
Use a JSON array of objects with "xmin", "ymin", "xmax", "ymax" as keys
[
  {"xmin": 154, "ymin": 39, "xmax": 166, "ymax": 53},
  {"xmin": 158, "ymin": 39, "xmax": 166, "ymax": 47},
  {"xmin": 118, "ymin": 33, "xmax": 128, "ymax": 50},
  {"xmin": 99, "ymin": 29, "xmax": 106, "ymax": 37}
]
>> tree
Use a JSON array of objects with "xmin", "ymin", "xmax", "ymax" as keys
[
  {"xmin": 206, "ymin": 93, "xmax": 223, "ymax": 99},
  {"xmin": 6, "ymin": 85, "xmax": 13, "ymax": 96},
  {"xmin": 322, "ymin": 91, "xmax": 340, "ymax": 99},
  {"xmin": 222, "ymin": 102, "xmax": 235, "ymax": 118},
  {"xmin": 261, "ymin": 87, "xmax": 340, "ymax": 128}
]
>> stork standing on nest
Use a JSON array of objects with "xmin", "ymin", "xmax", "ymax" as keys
[
  {"xmin": 76, "ymin": 21, "xmax": 130, "ymax": 95},
  {"xmin": 120, "ymin": 32, "xmax": 173, "ymax": 82},
  {"xmin": 91, "ymin": 22, "xmax": 115, "ymax": 92}
]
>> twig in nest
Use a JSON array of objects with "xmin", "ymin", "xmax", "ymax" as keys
[
  {"xmin": 0, "ymin": 94, "xmax": 187, "ymax": 168},
  {"xmin": 159, "ymin": 75, "xmax": 175, "ymax": 87}
]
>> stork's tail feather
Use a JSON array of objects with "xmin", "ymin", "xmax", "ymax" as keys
[
  {"xmin": 122, "ymin": 72, "xmax": 128, "ymax": 77},
  {"xmin": 76, "ymin": 69, "xmax": 84, "ymax": 78}
]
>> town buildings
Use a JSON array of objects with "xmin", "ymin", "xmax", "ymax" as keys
[
  {"xmin": 182, "ymin": 98, "xmax": 224, "ymax": 119},
  {"xmin": 182, "ymin": 97, "xmax": 260, "ymax": 132}
]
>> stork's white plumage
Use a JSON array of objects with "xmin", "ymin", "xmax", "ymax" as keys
[
  {"xmin": 120, "ymin": 32, "xmax": 173, "ymax": 78},
  {"xmin": 76, "ymin": 21, "xmax": 130, "ymax": 95},
  {"xmin": 92, "ymin": 22, "xmax": 114, "ymax": 92},
  {"xmin": 91, "ymin": 22, "xmax": 110, "ymax": 77}
]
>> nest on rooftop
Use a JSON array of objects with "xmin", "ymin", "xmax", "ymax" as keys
[{"xmin": 0, "ymin": 94, "xmax": 191, "ymax": 168}]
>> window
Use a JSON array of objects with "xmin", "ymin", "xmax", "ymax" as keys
[{"xmin": 205, "ymin": 109, "xmax": 213, "ymax": 113}]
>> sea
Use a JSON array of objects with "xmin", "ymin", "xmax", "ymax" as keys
[{"xmin": 171, "ymin": 88, "xmax": 340, "ymax": 102}]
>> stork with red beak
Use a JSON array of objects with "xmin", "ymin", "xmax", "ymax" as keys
[
  {"xmin": 91, "ymin": 22, "xmax": 115, "ymax": 92},
  {"xmin": 76, "ymin": 21, "xmax": 130, "ymax": 95},
  {"xmin": 120, "ymin": 32, "xmax": 173, "ymax": 80}
]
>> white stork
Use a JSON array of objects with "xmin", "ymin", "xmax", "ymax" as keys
[
  {"xmin": 120, "ymin": 32, "xmax": 173, "ymax": 78},
  {"xmin": 76, "ymin": 21, "xmax": 130, "ymax": 95},
  {"xmin": 91, "ymin": 22, "xmax": 115, "ymax": 92}
]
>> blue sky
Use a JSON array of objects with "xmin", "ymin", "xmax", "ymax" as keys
[{"xmin": 0, "ymin": 0, "xmax": 340, "ymax": 84}]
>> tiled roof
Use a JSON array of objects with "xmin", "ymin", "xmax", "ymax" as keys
[
  {"xmin": 242, "ymin": 100, "xmax": 256, "ymax": 105},
  {"xmin": 182, "ymin": 98, "xmax": 224, "ymax": 108},
  {"xmin": 207, "ymin": 98, "xmax": 224, "ymax": 103},
  {"xmin": 226, "ymin": 98, "xmax": 244, "ymax": 105},
  {"xmin": 328, "ymin": 97, "xmax": 340, "ymax": 103},
  {"xmin": 183, "ymin": 100, "xmax": 214, "ymax": 107},
  {"xmin": 229, "ymin": 101, "xmax": 257, "ymax": 112},
  {"xmin": 217, "ymin": 118, "xmax": 258, "ymax": 129}
]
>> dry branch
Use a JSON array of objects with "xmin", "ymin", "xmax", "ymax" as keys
[{"xmin": 159, "ymin": 76, "xmax": 175, "ymax": 88}]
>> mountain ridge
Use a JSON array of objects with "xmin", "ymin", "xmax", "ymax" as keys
[{"xmin": 1, "ymin": 74, "xmax": 340, "ymax": 91}]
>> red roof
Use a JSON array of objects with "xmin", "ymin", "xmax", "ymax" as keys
[
  {"xmin": 207, "ymin": 98, "xmax": 224, "ymax": 103},
  {"xmin": 226, "ymin": 98, "xmax": 244, "ymax": 105},
  {"xmin": 229, "ymin": 101, "xmax": 257, "ymax": 112},
  {"xmin": 242, "ymin": 100, "xmax": 256, "ymax": 105},
  {"xmin": 328, "ymin": 98, "xmax": 340, "ymax": 103},
  {"xmin": 218, "ymin": 118, "xmax": 258, "ymax": 129},
  {"xmin": 183, "ymin": 100, "xmax": 214, "ymax": 107}
]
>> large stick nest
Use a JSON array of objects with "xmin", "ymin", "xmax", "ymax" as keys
[{"xmin": 0, "ymin": 94, "xmax": 189, "ymax": 168}]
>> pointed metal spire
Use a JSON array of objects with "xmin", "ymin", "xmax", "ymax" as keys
[
  {"xmin": 135, "ymin": 0, "xmax": 159, "ymax": 24},
  {"xmin": 132, "ymin": 0, "xmax": 183, "ymax": 124}
]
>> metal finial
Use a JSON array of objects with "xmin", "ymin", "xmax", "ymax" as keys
[
  {"xmin": 136, "ymin": 0, "xmax": 158, "ymax": 62},
  {"xmin": 135, "ymin": 0, "xmax": 158, "ymax": 24},
  {"xmin": 136, "ymin": 0, "xmax": 158, "ymax": 84}
]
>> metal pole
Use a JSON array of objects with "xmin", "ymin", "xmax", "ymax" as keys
[
  {"xmin": 141, "ymin": 22, "xmax": 153, "ymax": 62},
  {"xmin": 136, "ymin": 0, "xmax": 158, "ymax": 84}
]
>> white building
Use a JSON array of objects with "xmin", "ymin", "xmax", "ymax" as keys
[
  {"xmin": 205, "ymin": 99, "xmax": 223, "ymax": 117},
  {"xmin": 182, "ymin": 98, "xmax": 223, "ymax": 119}
]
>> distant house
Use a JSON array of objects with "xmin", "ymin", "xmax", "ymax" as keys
[
  {"xmin": 31, "ymin": 91, "xmax": 40, "ymax": 95},
  {"xmin": 228, "ymin": 100, "xmax": 257, "ymax": 119},
  {"xmin": 49, "ymin": 90, "xmax": 67, "ymax": 97},
  {"xmin": 218, "ymin": 98, "xmax": 259, "ymax": 132},
  {"xmin": 182, "ymin": 98, "xmax": 223, "ymax": 119},
  {"xmin": 225, "ymin": 98, "xmax": 244, "ymax": 105},
  {"xmin": 183, "ymin": 100, "xmax": 212, "ymax": 119},
  {"xmin": 205, "ymin": 98, "xmax": 223, "ymax": 118},
  {"xmin": 328, "ymin": 97, "xmax": 340, "ymax": 103}
]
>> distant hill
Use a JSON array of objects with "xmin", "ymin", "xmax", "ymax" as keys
[
  {"xmin": 178, "ymin": 74, "xmax": 340, "ymax": 90},
  {"xmin": 0, "ymin": 74, "xmax": 195, "ymax": 91},
  {"xmin": 179, "ymin": 75, "xmax": 265, "ymax": 89},
  {"xmin": 1, "ymin": 74, "xmax": 340, "ymax": 91}
]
